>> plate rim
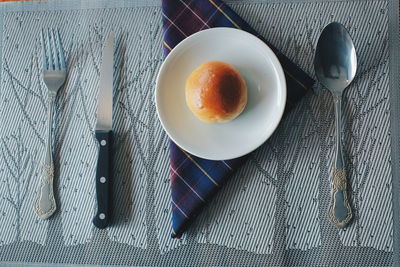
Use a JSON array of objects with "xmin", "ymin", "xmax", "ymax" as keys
[{"xmin": 155, "ymin": 27, "xmax": 287, "ymax": 160}]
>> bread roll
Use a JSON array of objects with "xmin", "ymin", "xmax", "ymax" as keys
[{"xmin": 185, "ymin": 61, "xmax": 247, "ymax": 123}]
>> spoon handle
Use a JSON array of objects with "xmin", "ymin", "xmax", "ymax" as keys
[
  {"xmin": 329, "ymin": 168, "xmax": 352, "ymax": 227},
  {"xmin": 329, "ymin": 97, "xmax": 352, "ymax": 227}
]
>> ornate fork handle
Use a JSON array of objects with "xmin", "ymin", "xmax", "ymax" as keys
[{"xmin": 34, "ymin": 98, "xmax": 56, "ymax": 219}]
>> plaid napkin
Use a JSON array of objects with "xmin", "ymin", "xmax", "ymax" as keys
[{"xmin": 162, "ymin": 0, "xmax": 315, "ymax": 238}]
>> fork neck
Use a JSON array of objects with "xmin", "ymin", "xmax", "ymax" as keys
[{"xmin": 45, "ymin": 95, "xmax": 56, "ymax": 163}]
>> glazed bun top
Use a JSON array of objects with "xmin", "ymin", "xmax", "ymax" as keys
[{"xmin": 185, "ymin": 61, "xmax": 247, "ymax": 123}]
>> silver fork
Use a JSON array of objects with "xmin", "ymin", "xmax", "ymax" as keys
[{"xmin": 34, "ymin": 28, "xmax": 66, "ymax": 219}]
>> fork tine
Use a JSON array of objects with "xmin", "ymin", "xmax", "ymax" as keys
[
  {"xmin": 51, "ymin": 29, "xmax": 59, "ymax": 70},
  {"xmin": 46, "ymin": 28, "xmax": 53, "ymax": 70},
  {"xmin": 41, "ymin": 29, "xmax": 47, "ymax": 70},
  {"xmin": 55, "ymin": 28, "xmax": 66, "ymax": 69}
]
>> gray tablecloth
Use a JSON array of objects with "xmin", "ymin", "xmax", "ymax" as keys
[{"xmin": 0, "ymin": 0, "xmax": 399, "ymax": 266}]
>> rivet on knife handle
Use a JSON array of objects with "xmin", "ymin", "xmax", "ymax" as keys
[
  {"xmin": 93, "ymin": 130, "xmax": 112, "ymax": 229},
  {"xmin": 328, "ymin": 168, "xmax": 352, "ymax": 228}
]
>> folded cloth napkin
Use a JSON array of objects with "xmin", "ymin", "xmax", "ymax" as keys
[{"xmin": 162, "ymin": 0, "xmax": 315, "ymax": 238}]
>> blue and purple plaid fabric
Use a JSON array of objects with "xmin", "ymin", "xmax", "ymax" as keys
[{"xmin": 162, "ymin": 0, "xmax": 315, "ymax": 238}]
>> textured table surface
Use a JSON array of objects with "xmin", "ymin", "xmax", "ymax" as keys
[{"xmin": 0, "ymin": 0, "xmax": 399, "ymax": 266}]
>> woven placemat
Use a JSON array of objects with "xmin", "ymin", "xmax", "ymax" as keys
[{"xmin": 0, "ymin": 0, "xmax": 397, "ymax": 266}]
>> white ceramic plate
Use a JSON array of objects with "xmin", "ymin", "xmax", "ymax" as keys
[{"xmin": 156, "ymin": 28, "xmax": 286, "ymax": 160}]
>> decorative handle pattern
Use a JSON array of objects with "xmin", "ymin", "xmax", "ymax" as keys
[
  {"xmin": 35, "ymin": 96, "xmax": 57, "ymax": 219},
  {"xmin": 328, "ymin": 168, "xmax": 352, "ymax": 228},
  {"xmin": 34, "ymin": 163, "xmax": 56, "ymax": 219}
]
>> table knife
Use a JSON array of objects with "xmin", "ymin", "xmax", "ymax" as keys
[{"xmin": 93, "ymin": 32, "xmax": 114, "ymax": 229}]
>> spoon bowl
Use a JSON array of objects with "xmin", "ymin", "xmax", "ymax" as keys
[{"xmin": 314, "ymin": 22, "xmax": 357, "ymax": 95}]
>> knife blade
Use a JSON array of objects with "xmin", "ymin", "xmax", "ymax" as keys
[{"xmin": 93, "ymin": 32, "xmax": 114, "ymax": 229}]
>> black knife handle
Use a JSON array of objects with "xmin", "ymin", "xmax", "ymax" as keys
[{"xmin": 93, "ymin": 130, "xmax": 112, "ymax": 229}]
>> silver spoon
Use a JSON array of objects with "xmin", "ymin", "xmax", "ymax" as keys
[{"xmin": 314, "ymin": 22, "xmax": 357, "ymax": 228}]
